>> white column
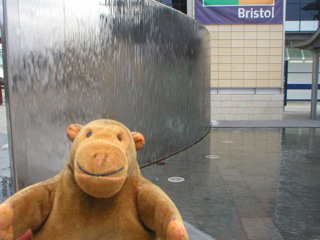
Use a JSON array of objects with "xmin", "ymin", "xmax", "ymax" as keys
[{"xmin": 310, "ymin": 49, "xmax": 319, "ymax": 120}]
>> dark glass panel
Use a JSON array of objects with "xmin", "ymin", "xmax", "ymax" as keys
[
  {"xmin": 286, "ymin": 4, "xmax": 301, "ymax": 20},
  {"xmin": 156, "ymin": 0, "xmax": 187, "ymax": 14},
  {"xmin": 303, "ymin": 50, "xmax": 313, "ymax": 58},
  {"xmin": 286, "ymin": 0, "xmax": 301, "ymax": 3},
  {"xmin": 301, "ymin": 9, "xmax": 319, "ymax": 20},
  {"xmin": 301, "ymin": 0, "xmax": 319, "ymax": 3},
  {"xmin": 157, "ymin": 0, "xmax": 173, "ymax": 5},
  {"xmin": 179, "ymin": 5, "xmax": 187, "ymax": 14},
  {"xmin": 288, "ymin": 48, "xmax": 302, "ymax": 58}
]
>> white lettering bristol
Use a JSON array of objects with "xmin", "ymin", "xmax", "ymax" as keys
[{"xmin": 238, "ymin": 7, "xmax": 274, "ymax": 19}]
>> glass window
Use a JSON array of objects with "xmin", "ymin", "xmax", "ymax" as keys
[
  {"xmin": 286, "ymin": 48, "xmax": 313, "ymax": 62},
  {"xmin": 286, "ymin": 0, "xmax": 320, "ymax": 21},
  {"xmin": 303, "ymin": 49, "xmax": 313, "ymax": 59},
  {"xmin": 157, "ymin": 0, "xmax": 173, "ymax": 7},
  {"xmin": 288, "ymin": 48, "xmax": 302, "ymax": 59},
  {"xmin": 156, "ymin": 0, "xmax": 187, "ymax": 14},
  {"xmin": 301, "ymin": 3, "xmax": 320, "ymax": 20},
  {"xmin": 301, "ymin": 0, "xmax": 318, "ymax": 3},
  {"xmin": 301, "ymin": 9, "xmax": 319, "ymax": 20},
  {"xmin": 286, "ymin": 4, "xmax": 301, "ymax": 20},
  {"xmin": 286, "ymin": 0, "xmax": 300, "ymax": 3}
]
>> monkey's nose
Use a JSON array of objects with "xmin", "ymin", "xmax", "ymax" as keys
[
  {"xmin": 94, "ymin": 153, "xmax": 107, "ymax": 160},
  {"xmin": 94, "ymin": 153, "xmax": 107, "ymax": 167}
]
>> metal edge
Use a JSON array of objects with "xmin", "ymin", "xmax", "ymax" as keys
[
  {"xmin": 2, "ymin": 0, "xmax": 17, "ymax": 193},
  {"xmin": 140, "ymin": 126, "xmax": 211, "ymax": 169}
]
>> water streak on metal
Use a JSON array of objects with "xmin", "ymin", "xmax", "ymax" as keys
[{"xmin": 3, "ymin": 0, "xmax": 210, "ymax": 189}]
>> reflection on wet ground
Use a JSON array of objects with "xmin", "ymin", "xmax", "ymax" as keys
[
  {"xmin": 141, "ymin": 128, "xmax": 320, "ymax": 240},
  {"xmin": 1, "ymin": 128, "xmax": 319, "ymax": 239},
  {"xmin": 0, "ymin": 176, "xmax": 12, "ymax": 203}
]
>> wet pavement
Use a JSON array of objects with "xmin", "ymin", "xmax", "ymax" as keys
[
  {"xmin": 0, "ymin": 102, "xmax": 320, "ymax": 239},
  {"xmin": 141, "ymin": 128, "xmax": 320, "ymax": 240},
  {"xmin": 0, "ymin": 103, "xmax": 12, "ymax": 203}
]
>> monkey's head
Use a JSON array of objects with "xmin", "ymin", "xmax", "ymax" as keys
[{"xmin": 66, "ymin": 119, "xmax": 145, "ymax": 198}]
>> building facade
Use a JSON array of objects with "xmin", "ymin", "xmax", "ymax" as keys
[{"xmin": 160, "ymin": 0, "xmax": 319, "ymax": 121}]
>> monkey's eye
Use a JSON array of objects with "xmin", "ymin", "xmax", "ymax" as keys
[
  {"xmin": 117, "ymin": 134, "xmax": 122, "ymax": 141},
  {"xmin": 87, "ymin": 131, "xmax": 92, "ymax": 137}
]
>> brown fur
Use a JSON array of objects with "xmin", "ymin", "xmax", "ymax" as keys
[{"xmin": 0, "ymin": 119, "xmax": 188, "ymax": 240}]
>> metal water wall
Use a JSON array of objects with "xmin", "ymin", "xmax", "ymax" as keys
[{"xmin": 3, "ymin": 0, "xmax": 210, "ymax": 190}]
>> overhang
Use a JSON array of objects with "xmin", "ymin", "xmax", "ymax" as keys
[{"xmin": 290, "ymin": 27, "xmax": 320, "ymax": 50}]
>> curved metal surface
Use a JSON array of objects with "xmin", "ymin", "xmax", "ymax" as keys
[{"xmin": 2, "ymin": 0, "xmax": 210, "ymax": 189}]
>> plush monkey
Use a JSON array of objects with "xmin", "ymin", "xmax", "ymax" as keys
[{"xmin": 0, "ymin": 119, "xmax": 188, "ymax": 240}]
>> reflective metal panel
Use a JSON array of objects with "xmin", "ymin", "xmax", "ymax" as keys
[{"xmin": 3, "ymin": 0, "xmax": 210, "ymax": 189}]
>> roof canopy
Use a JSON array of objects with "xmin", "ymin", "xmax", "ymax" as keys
[{"xmin": 290, "ymin": 27, "xmax": 320, "ymax": 50}]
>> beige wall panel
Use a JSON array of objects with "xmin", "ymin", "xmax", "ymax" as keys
[
  {"xmin": 232, "ymin": 40, "xmax": 245, "ymax": 47},
  {"xmin": 270, "ymin": 40, "xmax": 283, "ymax": 47},
  {"xmin": 219, "ymin": 32, "xmax": 232, "ymax": 39},
  {"xmin": 219, "ymin": 56, "xmax": 232, "ymax": 63},
  {"xmin": 244, "ymin": 80, "xmax": 257, "ymax": 87},
  {"xmin": 232, "ymin": 25, "xmax": 245, "ymax": 31},
  {"xmin": 244, "ymin": 48, "xmax": 257, "ymax": 55},
  {"xmin": 257, "ymin": 56, "xmax": 270, "ymax": 63},
  {"xmin": 210, "ymin": 32, "xmax": 219, "ymax": 40},
  {"xmin": 270, "ymin": 63, "xmax": 282, "ymax": 71},
  {"xmin": 232, "ymin": 48, "xmax": 245, "ymax": 55},
  {"xmin": 211, "ymin": 80, "xmax": 219, "ymax": 87},
  {"xmin": 257, "ymin": 25, "xmax": 270, "ymax": 31},
  {"xmin": 231, "ymin": 80, "xmax": 244, "ymax": 87},
  {"xmin": 218, "ymin": 25, "xmax": 232, "ymax": 31},
  {"xmin": 233, "ymin": 56, "xmax": 245, "ymax": 63},
  {"xmin": 257, "ymin": 80, "xmax": 269, "ymax": 87},
  {"xmin": 211, "ymin": 48, "xmax": 219, "ymax": 55},
  {"xmin": 244, "ymin": 64, "xmax": 257, "ymax": 71},
  {"xmin": 219, "ymin": 80, "xmax": 231, "ymax": 87},
  {"xmin": 232, "ymin": 32, "xmax": 245, "ymax": 39},
  {"xmin": 219, "ymin": 71, "xmax": 231, "ymax": 79},
  {"xmin": 220, "ymin": 40, "xmax": 232, "ymax": 47},
  {"xmin": 257, "ymin": 64, "xmax": 270, "ymax": 71},
  {"xmin": 206, "ymin": 25, "xmax": 218, "ymax": 31},
  {"xmin": 244, "ymin": 56, "xmax": 257, "ymax": 63},
  {"xmin": 206, "ymin": 23, "xmax": 284, "ymax": 120},
  {"xmin": 257, "ymin": 71, "xmax": 269, "ymax": 79},
  {"xmin": 269, "ymin": 80, "xmax": 282, "ymax": 87},
  {"xmin": 270, "ymin": 24, "xmax": 283, "ymax": 31},
  {"xmin": 257, "ymin": 40, "xmax": 270, "ymax": 47},
  {"xmin": 232, "ymin": 72, "xmax": 244, "ymax": 79},
  {"xmin": 211, "ymin": 40, "xmax": 219, "ymax": 47},
  {"xmin": 232, "ymin": 64, "xmax": 244, "ymax": 71},
  {"xmin": 257, "ymin": 32, "xmax": 270, "ymax": 39},
  {"xmin": 257, "ymin": 48, "xmax": 270, "ymax": 55},
  {"xmin": 211, "ymin": 64, "xmax": 219, "ymax": 72},
  {"xmin": 245, "ymin": 32, "xmax": 257, "ymax": 40},
  {"xmin": 219, "ymin": 48, "xmax": 232, "ymax": 55},
  {"xmin": 244, "ymin": 40, "xmax": 257, "ymax": 48},
  {"xmin": 244, "ymin": 72, "xmax": 257, "ymax": 80},
  {"xmin": 270, "ymin": 32, "xmax": 283, "ymax": 40},
  {"xmin": 219, "ymin": 64, "xmax": 231, "ymax": 71},
  {"xmin": 244, "ymin": 25, "xmax": 257, "ymax": 31},
  {"xmin": 270, "ymin": 56, "xmax": 283, "ymax": 63}
]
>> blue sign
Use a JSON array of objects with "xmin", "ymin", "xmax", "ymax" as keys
[{"xmin": 195, "ymin": 0, "xmax": 283, "ymax": 25}]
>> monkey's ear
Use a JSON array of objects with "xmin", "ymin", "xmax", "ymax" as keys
[
  {"xmin": 67, "ymin": 124, "xmax": 83, "ymax": 142},
  {"xmin": 132, "ymin": 132, "xmax": 145, "ymax": 151}
]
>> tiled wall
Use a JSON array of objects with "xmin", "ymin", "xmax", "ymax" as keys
[
  {"xmin": 211, "ymin": 94, "xmax": 283, "ymax": 120},
  {"xmin": 208, "ymin": 24, "xmax": 283, "ymax": 88},
  {"xmin": 206, "ymin": 24, "xmax": 284, "ymax": 120}
]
